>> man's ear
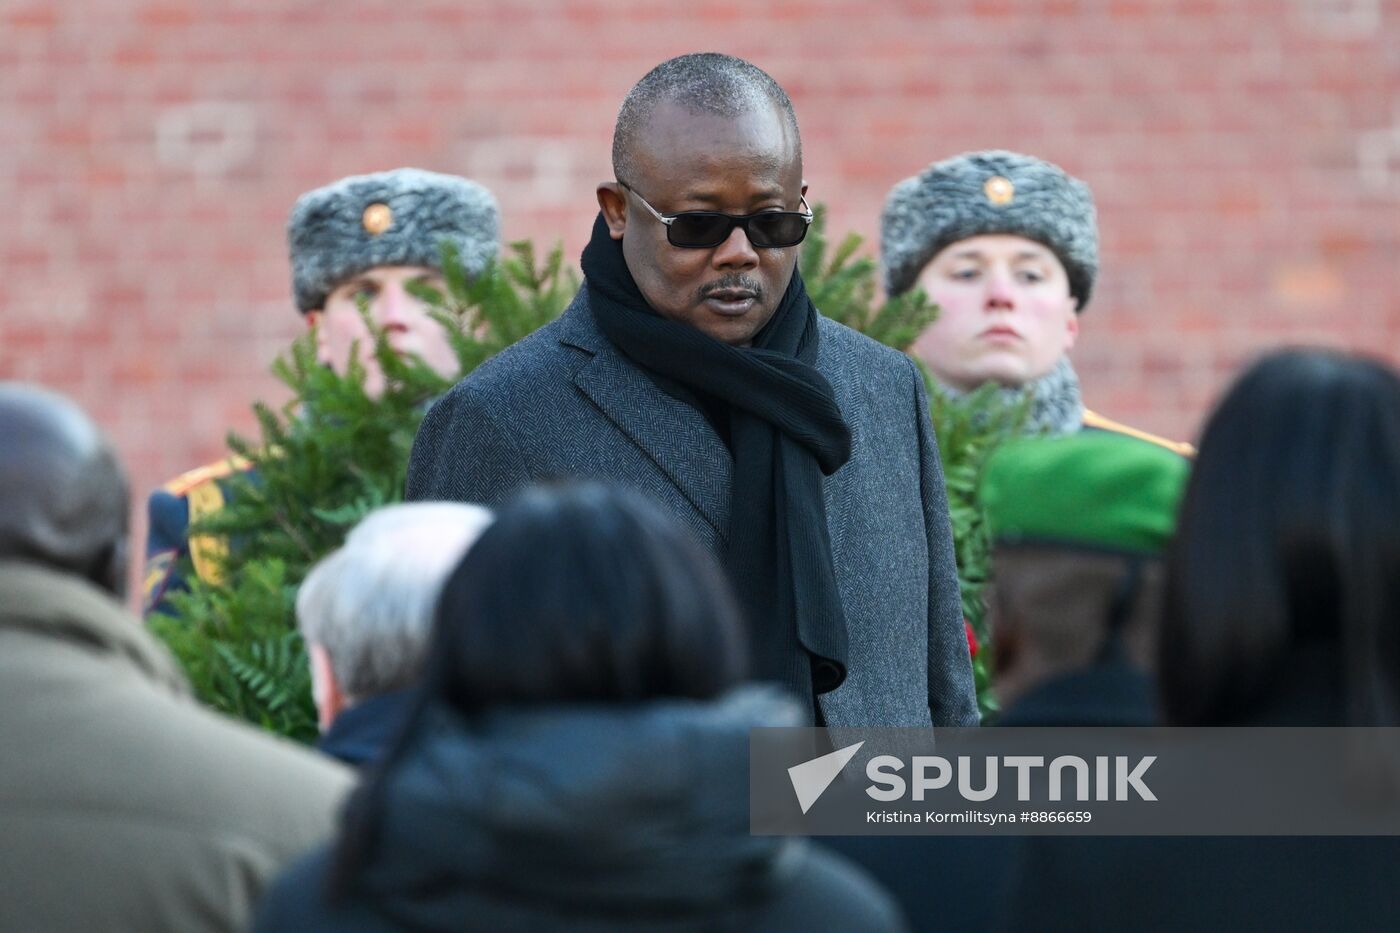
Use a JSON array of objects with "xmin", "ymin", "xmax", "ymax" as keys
[
  {"xmin": 597, "ymin": 183, "xmax": 628, "ymax": 241},
  {"xmin": 1063, "ymin": 306, "xmax": 1081, "ymax": 351},
  {"xmin": 308, "ymin": 641, "xmax": 347, "ymax": 733}
]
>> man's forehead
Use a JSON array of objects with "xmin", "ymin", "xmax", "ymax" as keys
[
  {"xmin": 336, "ymin": 264, "xmax": 443, "ymax": 286},
  {"xmin": 938, "ymin": 235, "xmax": 1062, "ymax": 264},
  {"xmin": 630, "ymin": 100, "xmax": 800, "ymax": 182}
]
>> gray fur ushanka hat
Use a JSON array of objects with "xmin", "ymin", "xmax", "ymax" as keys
[
  {"xmin": 881, "ymin": 150, "xmax": 1098, "ymax": 310},
  {"xmin": 287, "ymin": 167, "xmax": 500, "ymax": 313}
]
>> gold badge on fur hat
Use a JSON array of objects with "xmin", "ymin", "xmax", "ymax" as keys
[
  {"xmin": 983, "ymin": 175, "xmax": 1015, "ymax": 206},
  {"xmin": 362, "ymin": 202, "xmax": 394, "ymax": 235}
]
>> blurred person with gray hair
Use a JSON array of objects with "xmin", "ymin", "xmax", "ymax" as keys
[
  {"xmin": 0, "ymin": 383, "xmax": 352, "ymax": 933},
  {"xmin": 144, "ymin": 168, "xmax": 500, "ymax": 617},
  {"xmin": 882, "ymin": 150, "xmax": 1190, "ymax": 454},
  {"xmin": 298, "ymin": 501, "xmax": 494, "ymax": 766}
]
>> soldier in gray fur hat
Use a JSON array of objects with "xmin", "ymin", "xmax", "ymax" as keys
[
  {"xmin": 143, "ymin": 168, "xmax": 500, "ymax": 616},
  {"xmin": 882, "ymin": 150, "xmax": 1189, "ymax": 453},
  {"xmin": 290, "ymin": 167, "xmax": 499, "ymax": 399}
]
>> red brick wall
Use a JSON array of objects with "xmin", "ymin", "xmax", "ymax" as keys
[{"xmin": 4, "ymin": 0, "xmax": 1399, "ymax": 583}]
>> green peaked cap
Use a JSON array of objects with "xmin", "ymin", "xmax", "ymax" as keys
[{"xmin": 980, "ymin": 431, "xmax": 1190, "ymax": 556}]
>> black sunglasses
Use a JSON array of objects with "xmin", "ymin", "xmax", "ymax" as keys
[{"xmin": 622, "ymin": 184, "xmax": 814, "ymax": 249}]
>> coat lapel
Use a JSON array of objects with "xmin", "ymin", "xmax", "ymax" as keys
[
  {"xmin": 561, "ymin": 288, "xmax": 733, "ymax": 541},
  {"xmin": 816, "ymin": 326, "xmax": 851, "ymax": 562}
]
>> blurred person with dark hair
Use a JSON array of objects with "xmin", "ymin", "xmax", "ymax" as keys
[
  {"xmin": 143, "ymin": 168, "xmax": 500, "ymax": 616},
  {"xmin": 1159, "ymin": 349, "xmax": 1400, "ymax": 727},
  {"xmin": 825, "ymin": 431, "xmax": 1187, "ymax": 933},
  {"xmin": 296, "ymin": 501, "xmax": 494, "ymax": 765},
  {"xmin": 0, "ymin": 383, "xmax": 353, "ymax": 933},
  {"xmin": 882, "ymin": 151, "xmax": 1190, "ymax": 454},
  {"xmin": 409, "ymin": 53, "xmax": 976, "ymax": 730},
  {"xmin": 254, "ymin": 484, "xmax": 906, "ymax": 932},
  {"xmin": 996, "ymin": 349, "xmax": 1400, "ymax": 932}
]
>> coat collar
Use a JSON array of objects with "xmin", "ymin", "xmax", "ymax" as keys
[
  {"xmin": 0, "ymin": 560, "xmax": 190, "ymax": 696},
  {"xmin": 995, "ymin": 661, "xmax": 1158, "ymax": 727},
  {"xmin": 932, "ymin": 356, "xmax": 1086, "ymax": 437},
  {"xmin": 366, "ymin": 687, "xmax": 800, "ymax": 914},
  {"xmin": 318, "ymin": 687, "xmax": 415, "ymax": 767},
  {"xmin": 559, "ymin": 285, "xmax": 733, "ymax": 541}
]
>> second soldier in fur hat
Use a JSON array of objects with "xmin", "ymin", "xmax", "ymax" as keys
[
  {"xmin": 882, "ymin": 150, "xmax": 1189, "ymax": 453},
  {"xmin": 143, "ymin": 168, "xmax": 500, "ymax": 616}
]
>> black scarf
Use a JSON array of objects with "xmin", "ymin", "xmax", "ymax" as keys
[{"xmin": 581, "ymin": 213, "xmax": 852, "ymax": 715}]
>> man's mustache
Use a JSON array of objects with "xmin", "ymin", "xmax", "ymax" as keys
[{"xmin": 698, "ymin": 275, "xmax": 765, "ymax": 300}]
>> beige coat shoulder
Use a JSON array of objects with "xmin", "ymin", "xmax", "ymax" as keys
[{"xmin": 0, "ymin": 562, "xmax": 354, "ymax": 933}]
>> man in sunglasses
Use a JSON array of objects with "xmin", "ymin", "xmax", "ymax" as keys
[{"xmin": 407, "ymin": 53, "xmax": 977, "ymax": 729}]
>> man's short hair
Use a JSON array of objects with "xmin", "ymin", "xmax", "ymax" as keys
[
  {"xmin": 296, "ymin": 502, "xmax": 493, "ymax": 702},
  {"xmin": 612, "ymin": 52, "xmax": 801, "ymax": 185},
  {"xmin": 990, "ymin": 546, "xmax": 1165, "ymax": 669}
]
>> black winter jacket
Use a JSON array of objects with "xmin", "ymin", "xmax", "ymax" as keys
[{"xmin": 254, "ymin": 687, "xmax": 905, "ymax": 932}]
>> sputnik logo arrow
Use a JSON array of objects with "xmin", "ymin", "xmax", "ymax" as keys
[{"xmin": 787, "ymin": 741, "xmax": 865, "ymax": 814}]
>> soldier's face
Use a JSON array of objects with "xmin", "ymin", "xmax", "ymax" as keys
[
  {"xmin": 310, "ymin": 265, "xmax": 459, "ymax": 398},
  {"xmin": 598, "ymin": 100, "xmax": 806, "ymax": 347},
  {"xmin": 911, "ymin": 235, "xmax": 1079, "ymax": 392}
]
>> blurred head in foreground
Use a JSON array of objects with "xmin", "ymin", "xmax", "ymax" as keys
[
  {"xmin": 1161, "ymin": 348, "xmax": 1400, "ymax": 726},
  {"xmin": 421, "ymin": 483, "xmax": 750, "ymax": 709},
  {"xmin": 0, "ymin": 383, "xmax": 129, "ymax": 597}
]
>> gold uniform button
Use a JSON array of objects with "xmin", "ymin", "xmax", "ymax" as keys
[
  {"xmin": 984, "ymin": 176, "xmax": 1015, "ymax": 206},
  {"xmin": 362, "ymin": 202, "xmax": 394, "ymax": 235}
]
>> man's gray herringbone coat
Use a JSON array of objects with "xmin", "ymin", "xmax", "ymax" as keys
[{"xmin": 406, "ymin": 285, "xmax": 977, "ymax": 727}]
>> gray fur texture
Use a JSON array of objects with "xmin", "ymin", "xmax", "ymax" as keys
[
  {"xmin": 881, "ymin": 150, "xmax": 1098, "ymax": 310},
  {"xmin": 287, "ymin": 168, "xmax": 500, "ymax": 313},
  {"xmin": 932, "ymin": 356, "xmax": 1086, "ymax": 438}
]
